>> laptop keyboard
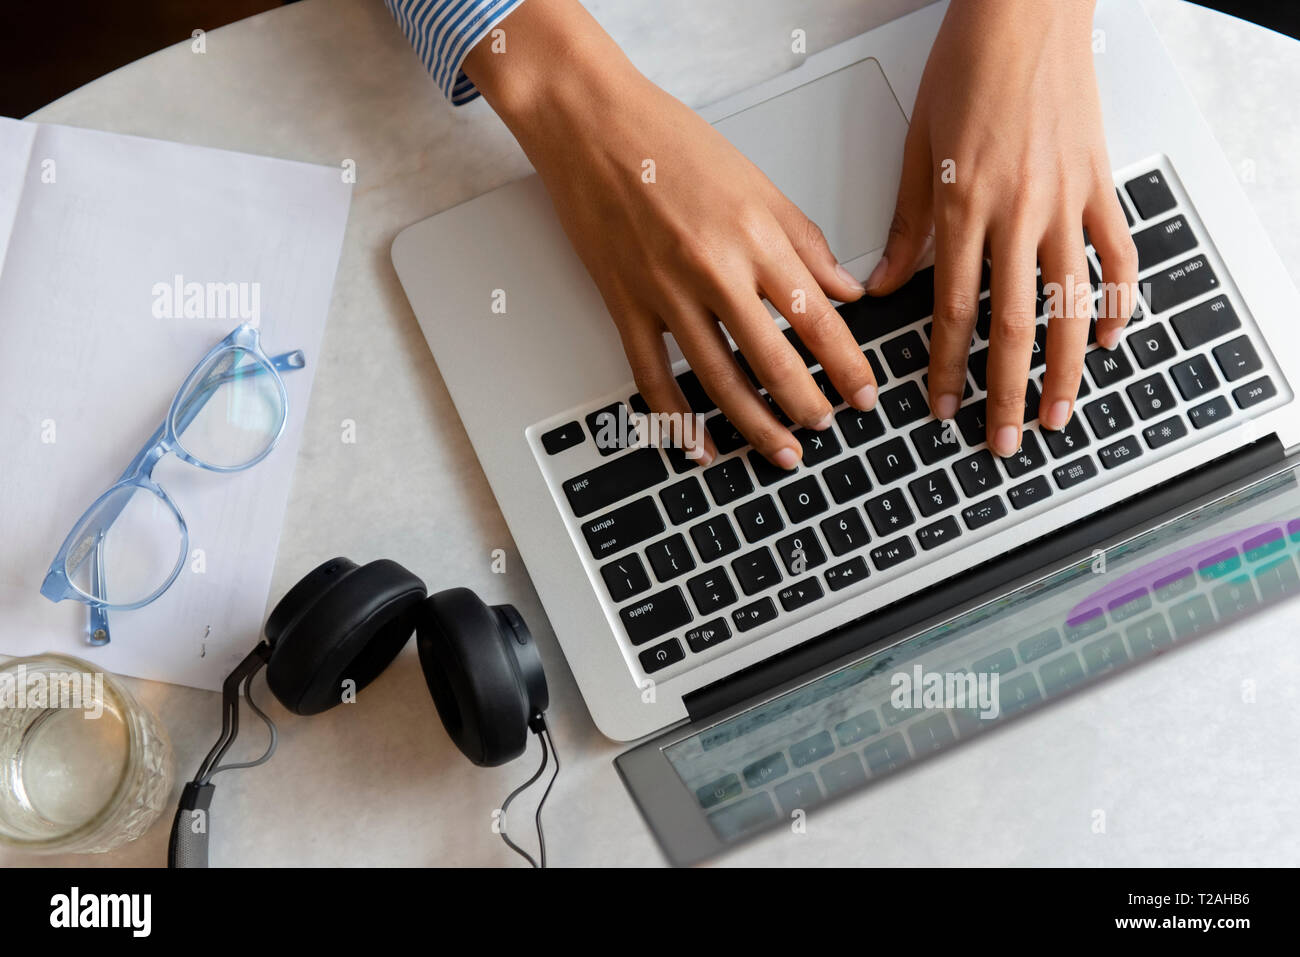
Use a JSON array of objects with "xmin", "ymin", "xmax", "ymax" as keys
[{"xmin": 529, "ymin": 161, "xmax": 1289, "ymax": 682}]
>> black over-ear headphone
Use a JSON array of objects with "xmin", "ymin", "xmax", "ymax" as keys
[{"xmin": 168, "ymin": 558, "xmax": 556, "ymax": 867}]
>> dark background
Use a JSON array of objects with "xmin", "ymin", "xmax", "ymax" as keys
[{"xmin": 1, "ymin": 0, "xmax": 1298, "ymax": 119}]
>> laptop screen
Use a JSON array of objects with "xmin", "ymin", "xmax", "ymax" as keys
[{"xmin": 646, "ymin": 458, "xmax": 1300, "ymax": 855}]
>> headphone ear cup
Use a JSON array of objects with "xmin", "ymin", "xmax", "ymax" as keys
[
  {"xmin": 416, "ymin": 588, "xmax": 535, "ymax": 767},
  {"xmin": 265, "ymin": 559, "xmax": 426, "ymax": 715}
]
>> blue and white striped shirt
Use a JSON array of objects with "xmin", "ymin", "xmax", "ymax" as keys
[{"xmin": 385, "ymin": 0, "xmax": 530, "ymax": 105}]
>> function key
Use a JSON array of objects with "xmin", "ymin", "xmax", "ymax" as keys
[
  {"xmin": 1211, "ymin": 335, "xmax": 1263, "ymax": 382},
  {"xmin": 1170, "ymin": 295, "xmax": 1240, "ymax": 349},
  {"xmin": 1187, "ymin": 395, "xmax": 1232, "ymax": 430},
  {"xmin": 880, "ymin": 381, "xmax": 928, "ymax": 429},
  {"xmin": 1126, "ymin": 323, "xmax": 1177, "ymax": 369},
  {"xmin": 659, "ymin": 476, "xmax": 710, "ymax": 525},
  {"xmin": 685, "ymin": 618, "xmax": 732, "ymax": 654},
  {"xmin": 1083, "ymin": 392, "xmax": 1134, "ymax": 439},
  {"xmin": 1098, "ymin": 434, "xmax": 1143, "ymax": 469},
  {"xmin": 778, "ymin": 578, "xmax": 824, "ymax": 612},
  {"xmin": 586, "ymin": 402, "xmax": 636, "ymax": 456},
  {"xmin": 870, "ymin": 537, "xmax": 916, "ymax": 572},
  {"xmin": 1170, "ymin": 353, "xmax": 1219, "ymax": 400},
  {"xmin": 824, "ymin": 556, "xmax": 870, "ymax": 591},
  {"xmin": 1144, "ymin": 254, "xmax": 1219, "ymax": 314},
  {"xmin": 1052, "ymin": 455, "xmax": 1098, "ymax": 490},
  {"xmin": 639, "ymin": 638, "xmax": 685, "ymax": 674},
  {"xmin": 1125, "ymin": 373, "xmax": 1177, "ymax": 420},
  {"xmin": 704, "ymin": 458, "xmax": 754, "ymax": 505},
  {"xmin": 1085, "ymin": 346, "xmax": 1135, "ymax": 388},
  {"xmin": 541, "ymin": 421, "xmax": 584, "ymax": 455},
  {"xmin": 1132, "ymin": 215, "xmax": 1197, "ymax": 270},
  {"xmin": 619, "ymin": 587, "xmax": 692, "ymax": 646},
  {"xmin": 916, "ymin": 515, "xmax": 961, "ymax": 551},
  {"xmin": 1124, "ymin": 170, "xmax": 1177, "ymax": 219},
  {"xmin": 731, "ymin": 596, "xmax": 779, "ymax": 633},
  {"xmin": 1007, "ymin": 475, "xmax": 1052, "ymax": 510},
  {"xmin": 1142, "ymin": 415, "xmax": 1188, "ymax": 449},
  {"xmin": 600, "ymin": 554, "xmax": 651, "ymax": 603},
  {"xmin": 962, "ymin": 495, "xmax": 1007, "ymax": 530},
  {"xmin": 1232, "ymin": 376, "xmax": 1277, "ymax": 409}
]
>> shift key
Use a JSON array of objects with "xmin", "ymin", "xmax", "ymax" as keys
[
  {"xmin": 562, "ymin": 447, "xmax": 667, "ymax": 518},
  {"xmin": 1143, "ymin": 254, "xmax": 1218, "ymax": 315},
  {"xmin": 581, "ymin": 497, "xmax": 663, "ymax": 560}
]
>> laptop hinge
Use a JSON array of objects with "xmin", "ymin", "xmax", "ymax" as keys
[{"xmin": 684, "ymin": 433, "xmax": 1286, "ymax": 723}]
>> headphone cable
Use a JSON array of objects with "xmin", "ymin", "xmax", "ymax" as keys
[{"xmin": 498, "ymin": 717, "xmax": 559, "ymax": 868}]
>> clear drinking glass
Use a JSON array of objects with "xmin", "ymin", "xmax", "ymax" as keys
[{"xmin": 0, "ymin": 654, "xmax": 173, "ymax": 853}]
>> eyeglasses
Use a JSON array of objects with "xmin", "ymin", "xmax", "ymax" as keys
[{"xmin": 41, "ymin": 324, "xmax": 304, "ymax": 645}]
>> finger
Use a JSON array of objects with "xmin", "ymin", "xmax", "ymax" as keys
[
  {"xmin": 663, "ymin": 302, "xmax": 803, "ymax": 469},
  {"xmin": 757, "ymin": 250, "xmax": 878, "ymax": 411},
  {"xmin": 867, "ymin": 111, "xmax": 934, "ymax": 295},
  {"xmin": 615, "ymin": 313, "xmax": 717, "ymax": 466},
  {"xmin": 984, "ymin": 226, "xmax": 1040, "ymax": 457},
  {"xmin": 1038, "ymin": 219, "xmax": 1092, "ymax": 431},
  {"xmin": 764, "ymin": 189, "xmax": 868, "ymax": 303},
  {"xmin": 714, "ymin": 287, "xmax": 833, "ymax": 431},
  {"xmin": 926, "ymin": 203, "xmax": 985, "ymax": 420},
  {"xmin": 1086, "ymin": 181, "xmax": 1139, "ymax": 349}
]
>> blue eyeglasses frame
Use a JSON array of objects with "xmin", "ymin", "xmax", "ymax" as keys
[{"xmin": 40, "ymin": 323, "xmax": 304, "ymax": 646}]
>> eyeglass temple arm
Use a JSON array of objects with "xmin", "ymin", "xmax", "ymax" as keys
[
  {"xmin": 87, "ymin": 531, "xmax": 111, "ymax": 646},
  {"xmin": 171, "ymin": 349, "xmax": 304, "ymax": 438}
]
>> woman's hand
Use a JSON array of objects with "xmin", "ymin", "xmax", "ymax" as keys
[
  {"xmin": 867, "ymin": 0, "xmax": 1138, "ymax": 457},
  {"xmin": 464, "ymin": 0, "xmax": 877, "ymax": 468}
]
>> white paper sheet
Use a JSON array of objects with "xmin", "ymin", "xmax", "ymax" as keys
[{"xmin": 0, "ymin": 118, "xmax": 351, "ymax": 690}]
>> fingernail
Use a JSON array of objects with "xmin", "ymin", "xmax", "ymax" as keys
[
  {"xmin": 773, "ymin": 447, "xmax": 800, "ymax": 470},
  {"xmin": 851, "ymin": 384, "xmax": 877, "ymax": 410},
  {"xmin": 1045, "ymin": 400, "xmax": 1071, "ymax": 430},
  {"xmin": 812, "ymin": 412, "xmax": 833, "ymax": 431},
  {"xmin": 865, "ymin": 255, "xmax": 889, "ymax": 293},
  {"xmin": 934, "ymin": 393, "xmax": 959, "ymax": 420},
  {"xmin": 690, "ymin": 446, "xmax": 714, "ymax": 467},
  {"xmin": 836, "ymin": 264, "xmax": 866, "ymax": 294},
  {"xmin": 993, "ymin": 425, "xmax": 1020, "ymax": 458}
]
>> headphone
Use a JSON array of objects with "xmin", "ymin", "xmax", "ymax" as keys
[{"xmin": 168, "ymin": 557, "xmax": 556, "ymax": 867}]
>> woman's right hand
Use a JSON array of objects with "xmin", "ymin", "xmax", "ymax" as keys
[{"xmin": 464, "ymin": 0, "xmax": 877, "ymax": 469}]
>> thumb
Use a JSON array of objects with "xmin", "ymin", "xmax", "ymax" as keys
[{"xmin": 868, "ymin": 123, "xmax": 934, "ymax": 295}]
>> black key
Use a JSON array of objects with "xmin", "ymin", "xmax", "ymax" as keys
[
  {"xmin": 705, "ymin": 414, "xmax": 747, "ymax": 454},
  {"xmin": 820, "ymin": 509, "xmax": 871, "ymax": 556},
  {"xmin": 1083, "ymin": 392, "xmax": 1133, "ymax": 439},
  {"xmin": 600, "ymin": 554, "xmax": 651, "ymax": 602},
  {"xmin": 863, "ymin": 733, "xmax": 911, "ymax": 773},
  {"xmin": 732, "ymin": 597, "xmax": 778, "ymax": 633},
  {"xmin": 645, "ymin": 533, "xmax": 696, "ymax": 581},
  {"xmin": 916, "ymin": 515, "xmax": 961, "ymax": 551},
  {"xmin": 953, "ymin": 449, "xmax": 1002, "ymax": 496},
  {"xmin": 1170, "ymin": 295, "xmax": 1240, "ymax": 349},
  {"xmin": 763, "ymin": 392, "xmax": 793, "ymax": 426},
  {"xmin": 779, "ymin": 476, "xmax": 829, "ymax": 523},
  {"xmin": 659, "ymin": 477, "xmax": 709, "ymax": 525},
  {"xmin": 775, "ymin": 529, "xmax": 828, "ymax": 575},
  {"xmin": 1142, "ymin": 415, "xmax": 1188, "ymax": 449},
  {"xmin": 704, "ymin": 458, "xmax": 754, "ymax": 505},
  {"xmin": 835, "ymin": 407, "xmax": 886, "ymax": 448},
  {"xmin": 1082, "ymin": 633, "xmax": 1129, "ymax": 676},
  {"xmin": 811, "ymin": 368, "xmax": 843, "ymax": 407},
  {"xmin": 864, "ymin": 348, "xmax": 888, "ymax": 386},
  {"xmin": 1002, "ymin": 431, "xmax": 1046, "ymax": 479},
  {"xmin": 1085, "ymin": 346, "xmax": 1134, "ymax": 388},
  {"xmin": 1052, "ymin": 455, "xmax": 1098, "ymax": 490},
  {"xmin": 954, "ymin": 399, "xmax": 989, "ymax": 447},
  {"xmin": 822, "ymin": 457, "xmax": 872, "ymax": 503},
  {"xmin": 1098, "ymin": 434, "xmax": 1143, "ymax": 469},
  {"xmin": 581, "ymin": 497, "xmax": 664, "ymax": 560},
  {"xmin": 880, "ymin": 381, "xmax": 928, "ymax": 429},
  {"xmin": 687, "ymin": 568, "xmax": 738, "ymax": 615},
  {"xmin": 675, "ymin": 369, "xmax": 716, "ymax": 413},
  {"xmin": 824, "ymin": 556, "xmax": 869, "ymax": 591},
  {"xmin": 866, "ymin": 488, "xmax": 915, "ymax": 536},
  {"xmin": 1007, "ymin": 475, "xmax": 1052, "ymax": 509},
  {"xmin": 1042, "ymin": 416, "xmax": 1090, "ymax": 459},
  {"xmin": 1170, "ymin": 353, "xmax": 1219, "ymax": 400},
  {"xmin": 1124, "ymin": 169, "xmax": 1176, "ymax": 219},
  {"xmin": 1116, "ymin": 188, "xmax": 1134, "ymax": 226},
  {"xmin": 1212, "ymin": 335, "xmax": 1262, "ymax": 382},
  {"xmin": 773, "ymin": 773, "xmax": 822, "ymax": 814},
  {"xmin": 921, "ymin": 372, "xmax": 973, "ymax": 400},
  {"xmin": 975, "ymin": 296, "xmax": 993, "ymax": 340},
  {"xmin": 562, "ymin": 448, "xmax": 667, "ymax": 518},
  {"xmin": 1144, "ymin": 254, "xmax": 1219, "ymax": 314},
  {"xmin": 663, "ymin": 444, "xmax": 701, "ymax": 474},
  {"xmin": 881, "ymin": 330, "xmax": 929, "ymax": 378},
  {"xmin": 837, "ymin": 266, "xmax": 934, "ymax": 345},
  {"xmin": 689, "ymin": 515, "xmax": 741, "ymax": 561},
  {"xmin": 541, "ymin": 421, "xmax": 584, "ymax": 455},
  {"xmin": 685, "ymin": 618, "xmax": 732, "ymax": 654},
  {"xmin": 619, "ymin": 587, "xmax": 692, "ymax": 646},
  {"xmin": 865, "ymin": 436, "xmax": 917, "ymax": 484},
  {"xmin": 793, "ymin": 427, "xmax": 842, "ymax": 467},
  {"xmin": 734, "ymin": 495, "xmax": 784, "ymax": 544},
  {"xmin": 1022, "ymin": 380, "xmax": 1041, "ymax": 424},
  {"xmin": 962, "ymin": 495, "xmax": 1007, "ymax": 530},
  {"xmin": 778, "ymin": 577, "xmax": 824, "ymax": 612},
  {"xmin": 1187, "ymin": 395, "xmax": 1232, "ymax": 430},
  {"xmin": 782, "ymin": 326, "xmax": 817, "ymax": 367},
  {"xmin": 1126, "ymin": 373, "xmax": 1177, "ymax": 420},
  {"xmin": 731, "ymin": 548, "xmax": 782, "ymax": 595},
  {"xmin": 1028, "ymin": 324, "xmax": 1047, "ymax": 371},
  {"xmin": 968, "ymin": 347, "xmax": 990, "ymax": 391},
  {"xmin": 870, "ymin": 537, "xmax": 916, "ymax": 571},
  {"xmin": 628, "ymin": 393, "xmax": 649, "ymax": 414},
  {"xmin": 639, "ymin": 638, "xmax": 685, "ymax": 674},
  {"xmin": 1126, "ymin": 323, "xmax": 1177, "ymax": 369},
  {"xmin": 1132, "ymin": 215, "xmax": 1197, "ymax": 270},
  {"xmin": 747, "ymin": 449, "xmax": 791, "ymax": 487},
  {"xmin": 1233, "ymin": 375, "xmax": 1277, "ymax": 409},
  {"xmin": 910, "ymin": 418, "xmax": 962, "ymax": 465},
  {"xmin": 908, "ymin": 470, "xmax": 960, "ymax": 518},
  {"xmin": 585, "ymin": 402, "xmax": 637, "ymax": 455}
]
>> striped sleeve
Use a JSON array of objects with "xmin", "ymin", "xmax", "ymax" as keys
[{"xmin": 385, "ymin": 0, "xmax": 529, "ymax": 105}]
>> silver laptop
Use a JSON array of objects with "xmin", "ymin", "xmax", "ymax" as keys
[{"xmin": 391, "ymin": 0, "xmax": 1300, "ymax": 773}]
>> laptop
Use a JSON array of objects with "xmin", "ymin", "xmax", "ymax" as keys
[{"xmin": 392, "ymin": 0, "xmax": 1300, "ymax": 860}]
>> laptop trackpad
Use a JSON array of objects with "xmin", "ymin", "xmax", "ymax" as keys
[{"xmin": 712, "ymin": 57, "xmax": 908, "ymax": 266}]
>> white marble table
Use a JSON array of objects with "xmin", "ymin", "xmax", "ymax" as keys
[{"xmin": 6, "ymin": 0, "xmax": 1300, "ymax": 866}]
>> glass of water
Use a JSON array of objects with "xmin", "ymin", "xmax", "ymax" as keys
[{"xmin": 0, "ymin": 654, "xmax": 172, "ymax": 854}]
